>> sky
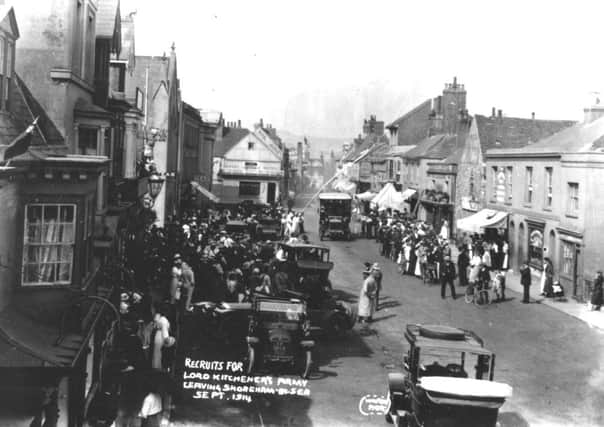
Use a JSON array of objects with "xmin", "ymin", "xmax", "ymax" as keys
[{"xmin": 122, "ymin": 0, "xmax": 604, "ymax": 139}]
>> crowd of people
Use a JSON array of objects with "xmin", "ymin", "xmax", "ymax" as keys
[
  {"xmin": 89, "ymin": 202, "xmax": 312, "ymax": 426},
  {"xmin": 359, "ymin": 207, "xmax": 512, "ymax": 302}
]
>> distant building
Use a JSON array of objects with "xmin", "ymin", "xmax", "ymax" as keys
[{"xmin": 212, "ymin": 122, "xmax": 284, "ymax": 204}]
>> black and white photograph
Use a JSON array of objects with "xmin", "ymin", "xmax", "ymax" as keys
[{"xmin": 1, "ymin": 0, "xmax": 604, "ymax": 426}]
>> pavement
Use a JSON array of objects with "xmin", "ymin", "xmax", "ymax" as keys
[{"xmin": 445, "ymin": 245, "xmax": 604, "ymax": 331}]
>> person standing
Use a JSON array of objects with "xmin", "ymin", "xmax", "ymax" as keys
[
  {"xmin": 520, "ymin": 260, "xmax": 532, "ymax": 303},
  {"xmin": 540, "ymin": 259, "xmax": 553, "ymax": 296},
  {"xmin": 590, "ymin": 271, "xmax": 604, "ymax": 311},
  {"xmin": 457, "ymin": 246, "xmax": 469, "ymax": 287},
  {"xmin": 358, "ymin": 269, "xmax": 378, "ymax": 323},
  {"xmin": 440, "ymin": 255, "xmax": 457, "ymax": 299},
  {"xmin": 372, "ymin": 263, "xmax": 383, "ymax": 311}
]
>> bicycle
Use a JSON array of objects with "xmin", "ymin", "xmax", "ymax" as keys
[{"xmin": 464, "ymin": 282, "xmax": 492, "ymax": 307}]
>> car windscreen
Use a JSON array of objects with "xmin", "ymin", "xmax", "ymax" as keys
[{"xmin": 416, "ymin": 348, "xmax": 492, "ymax": 380}]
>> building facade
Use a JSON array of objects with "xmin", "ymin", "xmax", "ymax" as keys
[
  {"xmin": 0, "ymin": 4, "xmax": 122, "ymax": 426},
  {"xmin": 212, "ymin": 123, "xmax": 283, "ymax": 205},
  {"xmin": 486, "ymin": 106, "xmax": 604, "ymax": 302}
]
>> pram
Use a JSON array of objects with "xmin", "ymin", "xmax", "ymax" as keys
[{"xmin": 551, "ymin": 280, "xmax": 565, "ymax": 301}]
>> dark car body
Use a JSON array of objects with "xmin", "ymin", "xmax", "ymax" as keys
[
  {"xmin": 246, "ymin": 296, "xmax": 314, "ymax": 378},
  {"xmin": 276, "ymin": 242, "xmax": 356, "ymax": 335}
]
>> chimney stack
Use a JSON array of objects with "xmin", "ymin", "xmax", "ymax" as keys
[
  {"xmin": 531, "ymin": 112, "xmax": 535, "ymax": 120},
  {"xmin": 492, "ymin": 107, "xmax": 496, "ymax": 118},
  {"xmin": 238, "ymin": 120, "xmax": 241, "ymax": 128},
  {"xmin": 453, "ymin": 76, "xmax": 457, "ymax": 87},
  {"xmin": 259, "ymin": 118, "xmax": 264, "ymax": 128},
  {"xmin": 498, "ymin": 109, "xmax": 502, "ymax": 119}
]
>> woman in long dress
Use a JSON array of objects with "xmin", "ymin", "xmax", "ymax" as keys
[
  {"xmin": 501, "ymin": 241, "xmax": 509, "ymax": 270},
  {"xmin": 358, "ymin": 271, "xmax": 378, "ymax": 322}
]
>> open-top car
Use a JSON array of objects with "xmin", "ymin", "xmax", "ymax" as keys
[
  {"xmin": 276, "ymin": 242, "xmax": 356, "ymax": 336},
  {"xmin": 246, "ymin": 296, "xmax": 314, "ymax": 378},
  {"xmin": 318, "ymin": 192, "xmax": 352, "ymax": 240},
  {"xmin": 386, "ymin": 324, "xmax": 513, "ymax": 427}
]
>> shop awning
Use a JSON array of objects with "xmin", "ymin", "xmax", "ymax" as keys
[
  {"xmin": 191, "ymin": 181, "xmax": 219, "ymax": 203},
  {"xmin": 456, "ymin": 209, "xmax": 508, "ymax": 234},
  {"xmin": 401, "ymin": 188, "xmax": 417, "ymax": 201}
]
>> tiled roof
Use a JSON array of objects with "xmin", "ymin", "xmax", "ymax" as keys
[
  {"xmin": 96, "ymin": 0, "xmax": 120, "ymax": 38},
  {"xmin": 488, "ymin": 114, "xmax": 604, "ymax": 156},
  {"xmin": 474, "ymin": 114, "xmax": 576, "ymax": 154},
  {"xmin": 214, "ymin": 127, "xmax": 250, "ymax": 157},
  {"xmin": 403, "ymin": 133, "xmax": 465, "ymax": 161}
]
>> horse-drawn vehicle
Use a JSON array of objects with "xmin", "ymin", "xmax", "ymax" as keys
[{"xmin": 386, "ymin": 324, "xmax": 512, "ymax": 427}]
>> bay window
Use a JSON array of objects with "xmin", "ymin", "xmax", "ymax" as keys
[{"xmin": 23, "ymin": 204, "xmax": 76, "ymax": 285}]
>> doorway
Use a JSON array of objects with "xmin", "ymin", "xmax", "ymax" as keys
[{"xmin": 267, "ymin": 182, "xmax": 276, "ymax": 204}]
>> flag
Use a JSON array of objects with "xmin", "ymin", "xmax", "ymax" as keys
[{"xmin": 1, "ymin": 117, "xmax": 39, "ymax": 163}]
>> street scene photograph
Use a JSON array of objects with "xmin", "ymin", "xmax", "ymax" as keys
[{"xmin": 1, "ymin": 0, "xmax": 604, "ymax": 426}]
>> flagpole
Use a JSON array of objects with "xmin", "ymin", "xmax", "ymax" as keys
[{"xmin": 302, "ymin": 142, "xmax": 387, "ymax": 210}]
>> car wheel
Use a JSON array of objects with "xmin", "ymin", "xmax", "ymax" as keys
[{"xmin": 246, "ymin": 345, "xmax": 256, "ymax": 375}]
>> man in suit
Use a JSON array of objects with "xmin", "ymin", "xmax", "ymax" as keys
[
  {"xmin": 520, "ymin": 260, "xmax": 532, "ymax": 303},
  {"xmin": 440, "ymin": 255, "xmax": 457, "ymax": 299}
]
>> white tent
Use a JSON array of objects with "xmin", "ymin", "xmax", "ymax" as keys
[
  {"xmin": 371, "ymin": 183, "xmax": 405, "ymax": 211},
  {"xmin": 456, "ymin": 209, "xmax": 508, "ymax": 234}
]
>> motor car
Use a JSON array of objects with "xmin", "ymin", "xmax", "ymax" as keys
[
  {"xmin": 385, "ymin": 324, "xmax": 512, "ymax": 427},
  {"xmin": 256, "ymin": 215, "xmax": 282, "ymax": 240},
  {"xmin": 246, "ymin": 296, "xmax": 314, "ymax": 378},
  {"xmin": 318, "ymin": 192, "xmax": 352, "ymax": 240},
  {"xmin": 275, "ymin": 242, "xmax": 356, "ymax": 335}
]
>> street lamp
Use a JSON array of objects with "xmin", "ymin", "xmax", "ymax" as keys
[{"xmin": 148, "ymin": 172, "xmax": 165, "ymax": 200}]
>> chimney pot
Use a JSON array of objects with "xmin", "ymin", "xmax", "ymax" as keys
[
  {"xmin": 238, "ymin": 120, "xmax": 241, "ymax": 128},
  {"xmin": 531, "ymin": 112, "xmax": 535, "ymax": 120},
  {"xmin": 260, "ymin": 118, "xmax": 263, "ymax": 127},
  {"xmin": 498, "ymin": 109, "xmax": 502, "ymax": 119},
  {"xmin": 492, "ymin": 107, "xmax": 496, "ymax": 118},
  {"xmin": 453, "ymin": 76, "xmax": 457, "ymax": 87}
]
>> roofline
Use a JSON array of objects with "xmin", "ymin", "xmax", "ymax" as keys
[
  {"xmin": 485, "ymin": 150, "xmax": 561, "ymax": 159},
  {"xmin": 387, "ymin": 99, "xmax": 432, "ymax": 128}
]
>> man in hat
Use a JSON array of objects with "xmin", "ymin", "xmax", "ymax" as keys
[{"xmin": 440, "ymin": 255, "xmax": 457, "ymax": 299}]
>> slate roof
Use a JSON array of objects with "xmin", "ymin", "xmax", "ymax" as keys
[
  {"xmin": 474, "ymin": 114, "xmax": 575, "ymax": 155},
  {"xmin": 488, "ymin": 114, "xmax": 604, "ymax": 156},
  {"xmin": 214, "ymin": 127, "xmax": 250, "ymax": 157},
  {"xmin": 387, "ymin": 99, "xmax": 432, "ymax": 128},
  {"xmin": 402, "ymin": 134, "xmax": 462, "ymax": 160}
]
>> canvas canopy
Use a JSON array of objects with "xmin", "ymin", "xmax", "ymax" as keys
[
  {"xmin": 371, "ymin": 183, "xmax": 405, "ymax": 211},
  {"xmin": 456, "ymin": 209, "xmax": 508, "ymax": 234},
  {"xmin": 401, "ymin": 188, "xmax": 417, "ymax": 201},
  {"xmin": 355, "ymin": 191, "xmax": 376, "ymax": 201}
]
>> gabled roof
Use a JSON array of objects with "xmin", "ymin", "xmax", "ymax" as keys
[
  {"xmin": 214, "ymin": 127, "xmax": 250, "ymax": 157},
  {"xmin": 474, "ymin": 114, "xmax": 575, "ymax": 154},
  {"xmin": 488, "ymin": 115, "xmax": 604, "ymax": 156},
  {"xmin": 0, "ymin": 5, "xmax": 19, "ymax": 39}
]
